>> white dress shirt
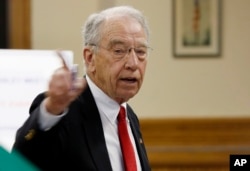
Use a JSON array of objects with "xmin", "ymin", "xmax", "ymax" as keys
[{"xmin": 38, "ymin": 75, "xmax": 141, "ymax": 171}]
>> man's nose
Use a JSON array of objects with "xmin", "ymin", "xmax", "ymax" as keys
[{"xmin": 125, "ymin": 49, "xmax": 139, "ymax": 70}]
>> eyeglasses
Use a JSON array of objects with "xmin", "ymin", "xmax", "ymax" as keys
[{"xmin": 90, "ymin": 44, "xmax": 152, "ymax": 60}]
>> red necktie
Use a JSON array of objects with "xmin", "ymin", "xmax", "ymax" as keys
[{"xmin": 118, "ymin": 106, "xmax": 137, "ymax": 171}]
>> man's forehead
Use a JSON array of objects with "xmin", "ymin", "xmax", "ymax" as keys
[
  {"xmin": 103, "ymin": 15, "xmax": 142, "ymax": 32},
  {"xmin": 100, "ymin": 17, "xmax": 147, "ymax": 45}
]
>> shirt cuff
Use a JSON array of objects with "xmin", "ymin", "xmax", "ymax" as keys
[{"xmin": 39, "ymin": 100, "xmax": 68, "ymax": 131}]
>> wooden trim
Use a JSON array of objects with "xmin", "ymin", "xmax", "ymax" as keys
[
  {"xmin": 140, "ymin": 118, "xmax": 250, "ymax": 171},
  {"xmin": 8, "ymin": 0, "xmax": 31, "ymax": 49}
]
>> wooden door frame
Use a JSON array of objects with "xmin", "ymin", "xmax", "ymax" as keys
[{"xmin": 8, "ymin": 0, "xmax": 31, "ymax": 49}]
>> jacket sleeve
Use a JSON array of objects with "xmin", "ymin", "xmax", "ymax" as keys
[{"xmin": 11, "ymin": 92, "xmax": 65, "ymax": 170}]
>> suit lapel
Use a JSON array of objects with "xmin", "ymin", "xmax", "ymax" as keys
[
  {"xmin": 80, "ymin": 87, "xmax": 113, "ymax": 171},
  {"xmin": 127, "ymin": 106, "xmax": 151, "ymax": 171},
  {"xmin": 78, "ymin": 86, "xmax": 150, "ymax": 170}
]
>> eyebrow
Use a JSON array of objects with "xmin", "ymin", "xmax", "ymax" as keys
[
  {"xmin": 108, "ymin": 39, "xmax": 148, "ymax": 48},
  {"xmin": 108, "ymin": 39, "xmax": 126, "ymax": 48}
]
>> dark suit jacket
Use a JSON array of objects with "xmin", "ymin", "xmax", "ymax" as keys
[{"xmin": 12, "ymin": 85, "xmax": 151, "ymax": 171}]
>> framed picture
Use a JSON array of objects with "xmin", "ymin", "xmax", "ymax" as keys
[{"xmin": 173, "ymin": 0, "xmax": 221, "ymax": 57}]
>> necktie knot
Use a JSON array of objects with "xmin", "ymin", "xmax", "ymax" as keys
[{"xmin": 118, "ymin": 106, "xmax": 126, "ymax": 122}]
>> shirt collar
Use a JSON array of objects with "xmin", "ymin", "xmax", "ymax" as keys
[{"xmin": 86, "ymin": 75, "xmax": 127, "ymax": 124}]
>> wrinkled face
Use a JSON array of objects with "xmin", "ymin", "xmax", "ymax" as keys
[{"xmin": 84, "ymin": 16, "xmax": 148, "ymax": 104}]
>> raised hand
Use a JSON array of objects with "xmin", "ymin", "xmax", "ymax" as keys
[{"xmin": 44, "ymin": 50, "xmax": 87, "ymax": 115}]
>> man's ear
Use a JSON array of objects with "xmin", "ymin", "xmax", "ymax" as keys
[{"xmin": 83, "ymin": 47, "xmax": 95, "ymax": 72}]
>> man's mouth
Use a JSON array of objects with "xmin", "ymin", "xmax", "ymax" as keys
[{"xmin": 120, "ymin": 77, "xmax": 137, "ymax": 83}]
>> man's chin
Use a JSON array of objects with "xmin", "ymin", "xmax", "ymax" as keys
[{"xmin": 118, "ymin": 90, "xmax": 138, "ymax": 101}]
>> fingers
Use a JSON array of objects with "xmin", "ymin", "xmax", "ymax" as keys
[
  {"xmin": 71, "ymin": 77, "xmax": 88, "ymax": 94},
  {"xmin": 46, "ymin": 75, "xmax": 87, "ymax": 115},
  {"xmin": 49, "ymin": 68, "xmax": 71, "ymax": 95},
  {"xmin": 68, "ymin": 78, "xmax": 87, "ymax": 101},
  {"xmin": 44, "ymin": 50, "xmax": 87, "ymax": 115},
  {"xmin": 45, "ymin": 68, "xmax": 71, "ymax": 114}
]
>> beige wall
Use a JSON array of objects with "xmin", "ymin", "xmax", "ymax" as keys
[{"xmin": 31, "ymin": 0, "xmax": 250, "ymax": 118}]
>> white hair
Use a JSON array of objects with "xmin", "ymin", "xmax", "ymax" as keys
[{"xmin": 82, "ymin": 6, "xmax": 150, "ymax": 46}]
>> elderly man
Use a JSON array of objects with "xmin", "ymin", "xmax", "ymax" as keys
[{"xmin": 13, "ymin": 6, "xmax": 151, "ymax": 171}]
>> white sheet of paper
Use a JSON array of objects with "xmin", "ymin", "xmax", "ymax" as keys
[{"xmin": 0, "ymin": 49, "xmax": 73, "ymax": 151}]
